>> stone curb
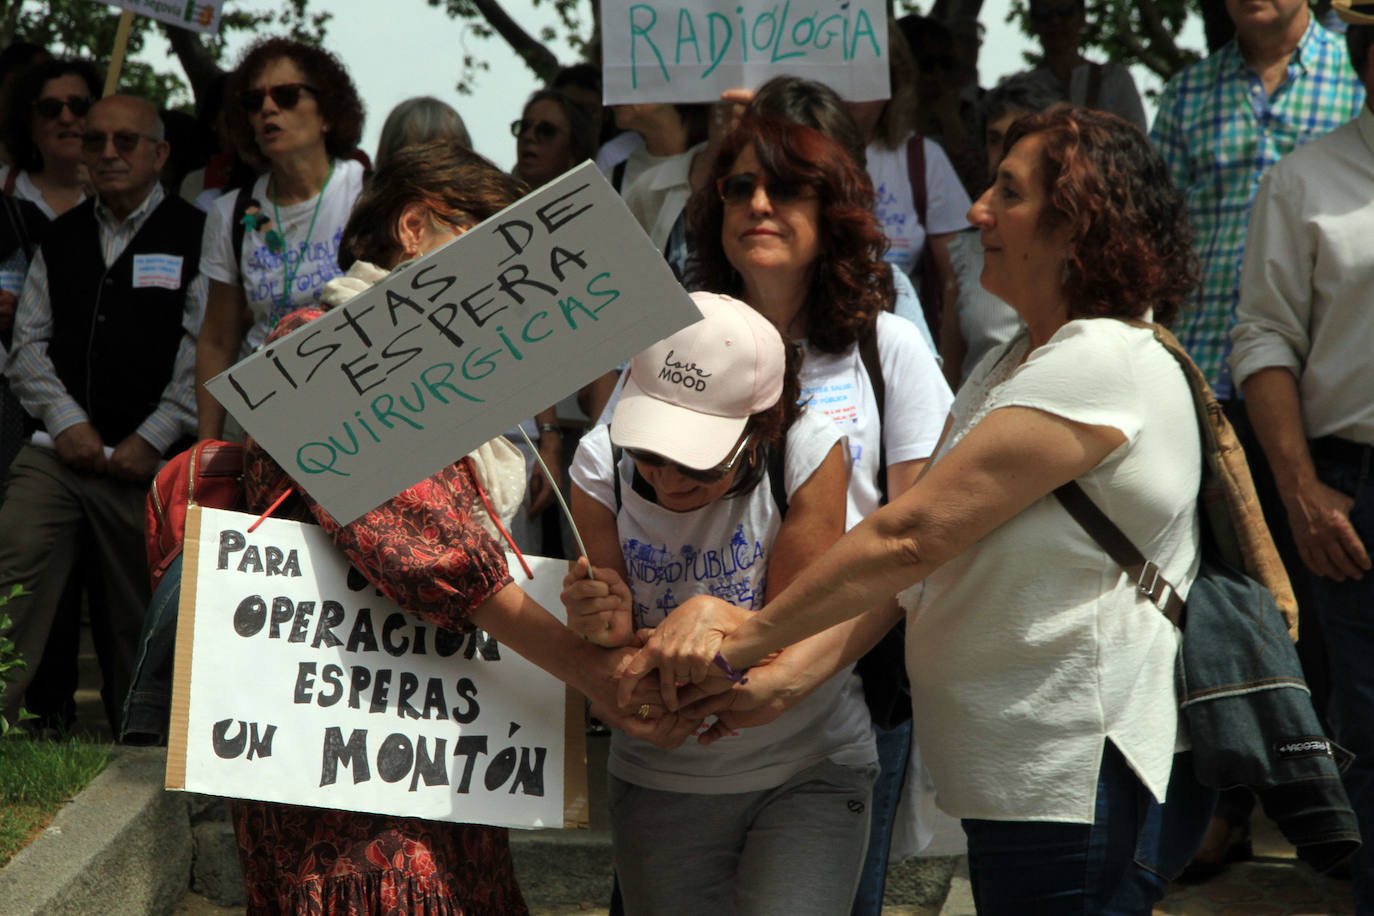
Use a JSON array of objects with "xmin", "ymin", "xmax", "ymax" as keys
[
  {"xmin": 0, "ymin": 746, "xmax": 191, "ymax": 916},
  {"xmin": 937, "ymin": 856, "xmax": 973, "ymax": 916}
]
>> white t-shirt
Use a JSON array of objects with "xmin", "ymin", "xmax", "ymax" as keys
[
  {"xmin": 571, "ymin": 409, "xmax": 876, "ymax": 793},
  {"xmin": 866, "ymin": 137, "xmax": 972, "ymax": 277},
  {"xmin": 200, "ymin": 158, "xmax": 364, "ymax": 355},
  {"xmin": 902, "ymin": 319, "xmax": 1200, "ymax": 822},
  {"xmin": 801, "ymin": 312, "xmax": 953, "ymax": 527}
]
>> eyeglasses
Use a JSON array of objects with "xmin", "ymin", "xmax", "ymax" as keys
[
  {"xmin": 626, "ymin": 433, "xmax": 754, "ymax": 485},
  {"xmin": 510, "ymin": 119, "xmax": 564, "ymax": 143},
  {"xmin": 34, "ymin": 95, "xmax": 94, "ymax": 120},
  {"xmin": 1030, "ymin": 1, "xmax": 1083, "ymax": 22},
  {"xmin": 716, "ymin": 172, "xmax": 815, "ymax": 207},
  {"xmin": 238, "ymin": 83, "xmax": 317, "ymax": 113},
  {"xmin": 81, "ymin": 130, "xmax": 158, "ymax": 156}
]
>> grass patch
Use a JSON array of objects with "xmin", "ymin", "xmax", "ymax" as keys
[{"xmin": 0, "ymin": 738, "xmax": 112, "ymax": 868}]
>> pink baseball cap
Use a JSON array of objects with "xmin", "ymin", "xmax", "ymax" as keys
[{"xmin": 611, "ymin": 292, "xmax": 785, "ymax": 470}]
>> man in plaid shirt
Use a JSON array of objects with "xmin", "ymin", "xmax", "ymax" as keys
[
  {"xmin": 1149, "ymin": 0, "xmax": 1364, "ymax": 879},
  {"xmin": 1150, "ymin": 0, "xmax": 1364, "ymax": 401}
]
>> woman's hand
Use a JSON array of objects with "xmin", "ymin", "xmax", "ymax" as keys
[
  {"xmin": 617, "ymin": 594, "xmax": 752, "ymax": 710},
  {"xmin": 681, "ymin": 657, "xmax": 802, "ymax": 744},
  {"xmin": 583, "ymin": 646, "xmax": 704, "ymax": 749},
  {"xmin": 562, "ymin": 557, "xmax": 635, "ymax": 646}
]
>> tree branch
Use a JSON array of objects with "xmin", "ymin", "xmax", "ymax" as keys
[
  {"xmin": 467, "ymin": 0, "xmax": 560, "ymax": 82},
  {"xmin": 162, "ymin": 23, "xmax": 224, "ymax": 107}
]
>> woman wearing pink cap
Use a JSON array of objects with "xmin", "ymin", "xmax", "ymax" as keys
[{"xmin": 562, "ymin": 291, "xmax": 878, "ymax": 914}]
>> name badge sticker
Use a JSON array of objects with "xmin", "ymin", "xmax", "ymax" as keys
[{"xmin": 132, "ymin": 254, "xmax": 184, "ymax": 290}]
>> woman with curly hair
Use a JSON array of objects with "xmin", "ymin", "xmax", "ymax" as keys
[
  {"xmin": 689, "ymin": 115, "xmax": 952, "ymax": 524},
  {"xmin": 195, "ymin": 37, "xmax": 367, "ymax": 440},
  {"xmin": 230, "ymin": 139, "xmax": 687, "ymax": 916},
  {"xmin": 626, "ymin": 106, "xmax": 1214, "ymax": 913}
]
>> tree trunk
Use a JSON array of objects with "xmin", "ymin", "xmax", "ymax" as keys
[
  {"xmin": 163, "ymin": 24, "xmax": 225, "ymax": 110},
  {"xmin": 0, "ymin": 0, "xmax": 24, "ymax": 49},
  {"xmin": 469, "ymin": 0, "xmax": 560, "ymax": 83}
]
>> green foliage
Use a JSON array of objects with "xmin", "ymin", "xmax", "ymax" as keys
[
  {"xmin": 0, "ymin": 0, "xmax": 332, "ymax": 110},
  {"xmin": 0, "ymin": 737, "xmax": 112, "ymax": 867},
  {"xmin": 1006, "ymin": 0, "xmax": 1203, "ymax": 80},
  {"xmin": 0, "ymin": 584, "xmax": 35, "ymax": 739}
]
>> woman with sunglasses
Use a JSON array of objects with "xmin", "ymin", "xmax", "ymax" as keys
[
  {"xmin": 1027, "ymin": 0, "xmax": 1146, "ymax": 130},
  {"xmin": 0, "ymin": 58, "xmax": 100, "ymax": 219},
  {"xmin": 511, "ymin": 89, "xmax": 596, "ymax": 191},
  {"xmin": 195, "ymin": 37, "xmax": 366, "ymax": 441},
  {"xmin": 562, "ymin": 291, "xmax": 877, "ymax": 913},
  {"xmin": 689, "ymin": 113, "xmax": 954, "ymax": 916}
]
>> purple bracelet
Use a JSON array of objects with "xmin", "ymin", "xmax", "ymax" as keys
[{"xmin": 713, "ymin": 651, "xmax": 749, "ymax": 685}]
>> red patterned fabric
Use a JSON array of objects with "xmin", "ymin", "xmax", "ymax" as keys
[{"xmin": 232, "ymin": 306, "xmax": 527, "ymax": 915}]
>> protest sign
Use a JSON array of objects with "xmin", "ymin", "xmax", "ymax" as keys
[
  {"xmin": 101, "ymin": 0, "xmax": 224, "ymax": 34},
  {"xmin": 206, "ymin": 162, "xmax": 700, "ymax": 524},
  {"xmin": 167, "ymin": 506, "xmax": 588, "ymax": 830},
  {"xmin": 600, "ymin": 0, "xmax": 889, "ymax": 104}
]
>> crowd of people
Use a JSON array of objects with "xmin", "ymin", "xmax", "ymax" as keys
[{"xmin": 0, "ymin": 0, "xmax": 1372, "ymax": 913}]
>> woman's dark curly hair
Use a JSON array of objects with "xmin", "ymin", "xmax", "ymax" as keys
[
  {"xmin": 340, "ymin": 139, "xmax": 526, "ymax": 270},
  {"xmin": 4, "ymin": 58, "xmax": 101, "ymax": 172},
  {"xmin": 226, "ymin": 38, "xmax": 365, "ymax": 162},
  {"xmin": 1002, "ymin": 106, "xmax": 1197, "ymax": 326},
  {"xmin": 686, "ymin": 116, "xmax": 892, "ymax": 354}
]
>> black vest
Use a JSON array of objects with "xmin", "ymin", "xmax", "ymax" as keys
[{"xmin": 42, "ymin": 194, "xmax": 204, "ymax": 448}]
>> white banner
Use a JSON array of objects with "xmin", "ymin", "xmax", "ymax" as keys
[
  {"xmin": 600, "ymin": 0, "xmax": 889, "ymax": 104},
  {"xmin": 104, "ymin": 0, "xmax": 225, "ymax": 34},
  {"xmin": 167, "ymin": 506, "xmax": 588, "ymax": 830},
  {"xmin": 206, "ymin": 162, "xmax": 700, "ymax": 524}
]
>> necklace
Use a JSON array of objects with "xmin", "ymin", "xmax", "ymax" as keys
[{"xmin": 268, "ymin": 160, "xmax": 334, "ymax": 317}]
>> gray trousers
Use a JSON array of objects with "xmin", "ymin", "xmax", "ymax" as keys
[
  {"xmin": 0, "ymin": 445, "xmax": 149, "ymax": 728},
  {"xmin": 610, "ymin": 758, "xmax": 879, "ymax": 916}
]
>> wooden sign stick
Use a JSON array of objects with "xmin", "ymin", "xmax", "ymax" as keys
[{"xmin": 102, "ymin": 10, "xmax": 136, "ymax": 98}]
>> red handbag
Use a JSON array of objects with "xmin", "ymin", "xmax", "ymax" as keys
[{"xmin": 144, "ymin": 440, "xmax": 245, "ymax": 590}]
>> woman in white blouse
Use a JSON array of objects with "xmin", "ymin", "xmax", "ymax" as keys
[{"xmin": 623, "ymin": 107, "xmax": 1215, "ymax": 914}]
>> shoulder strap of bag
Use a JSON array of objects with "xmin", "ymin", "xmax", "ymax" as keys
[
  {"xmin": 905, "ymin": 135, "xmax": 928, "ymax": 227},
  {"xmin": 1053, "ymin": 481, "xmax": 1186, "ymax": 626},
  {"xmin": 1085, "ymin": 63, "xmax": 1105, "ymax": 110},
  {"xmin": 858, "ymin": 319, "xmax": 888, "ymax": 505},
  {"xmin": 611, "ymin": 159, "xmax": 628, "ymax": 194},
  {"xmin": 1, "ymin": 195, "xmax": 33, "ymax": 261},
  {"xmin": 231, "ymin": 186, "xmax": 251, "ymax": 272}
]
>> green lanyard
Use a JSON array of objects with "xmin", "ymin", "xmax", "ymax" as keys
[{"xmin": 268, "ymin": 160, "xmax": 334, "ymax": 317}]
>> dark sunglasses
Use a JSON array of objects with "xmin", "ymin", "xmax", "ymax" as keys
[
  {"xmin": 626, "ymin": 433, "xmax": 754, "ymax": 485},
  {"xmin": 716, "ymin": 172, "xmax": 814, "ymax": 206},
  {"xmin": 1031, "ymin": 1, "xmax": 1083, "ymax": 21},
  {"xmin": 238, "ymin": 83, "xmax": 317, "ymax": 113},
  {"xmin": 81, "ymin": 130, "xmax": 158, "ymax": 156},
  {"xmin": 510, "ymin": 118, "xmax": 564, "ymax": 142},
  {"xmin": 34, "ymin": 95, "xmax": 94, "ymax": 119}
]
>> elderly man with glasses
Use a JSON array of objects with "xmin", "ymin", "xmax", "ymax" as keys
[{"xmin": 0, "ymin": 94, "xmax": 205, "ymax": 735}]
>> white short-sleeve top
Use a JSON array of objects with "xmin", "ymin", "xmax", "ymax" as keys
[{"xmin": 903, "ymin": 318, "xmax": 1201, "ymax": 822}]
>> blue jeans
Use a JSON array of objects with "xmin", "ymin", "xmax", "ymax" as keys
[
  {"xmin": 962, "ymin": 743, "xmax": 1215, "ymax": 915},
  {"xmin": 121, "ymin": 552, "xmax": 182, "ymax": 745},
  {"xmin": 1311, "ymin": 450, "xmax": 1374, "ymax": 913},
  {"xmin": 849, "ymin": 719, "xmax": 911, "ymax": 916}
]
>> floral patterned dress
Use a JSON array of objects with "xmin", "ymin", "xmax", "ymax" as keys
[{"xmin": 232, "ymin": 307, "xmax": 529, "ymax": 916}]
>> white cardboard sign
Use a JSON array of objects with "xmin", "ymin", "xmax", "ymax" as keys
[
  {"xmin": 206, "ymin": 162, "xmax": 700, "ymax": 524},
  {"xmin": 105, "ymin": 0, "xmax": 225, "ymax": 34},
  {"xmin": 600, "ymin": 0, "xmax": 889, "ymax": 104},
  {"xmin": 167, "ymin": 506, "xmax": 588, "ymax": 830}
]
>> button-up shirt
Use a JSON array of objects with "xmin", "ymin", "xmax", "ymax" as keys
[
  {"xmin": 1149, "ymin": 16, "xmax": 1364, "ymax": 398},
  {"xmin": 6, "ymin": 183, "xmax": 206, "ymax": 453},
  {"xmin": 1230, "ymin": 104, "xmax": 1374, "ymax": 447}
]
